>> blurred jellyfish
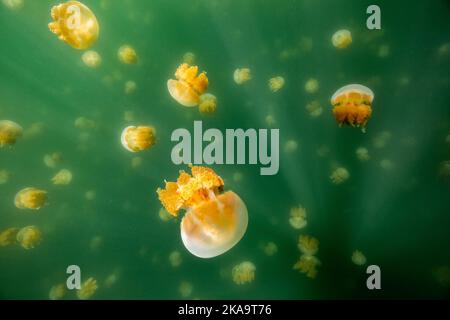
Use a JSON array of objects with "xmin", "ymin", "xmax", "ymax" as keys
[
  {"xmin": 85, "ymin": 190, "xmax": 96, "ymax": 201},
  {"xmin": 332, "ymin": 29, "xmax": 352, "ymax": 49},
  {"xmin": 293, "ymin": 255, "xmax": 321, "ymax": 279},
  {"xmin": 48, "ymin": 1, "xmax": 99, "ymax": 50},
  {"xmin": 233, "ymin": 68, "xmax": 251, "ymax": 85},
  {"xmin": 168, "ymin": 63, "xmax": 209, "ymax": 107},
  {"xmin": 438, "ymin": 161, "xmax": 450, "ymax": 183},
  {"xmin": 23, "ymin": 122, "xmax": 44, "ymax": 139},
  {"xmin": 104, "ymin": 269, "xmax": 120, "ymax": 288},
  {"xmin": 14, "ymin": 187, "xmax": 47, "ymax": 210},
  {"xmin": 265, "ymin": 114, "xmax": 276, "ymax": 127},
  {"xmin": 0, "ymin": 120, "xmax": 23, "ymax": 147},
  {"xmin": 373, "ymin": 131, "xmax": 392, "ymax": 149},
  {"xmin": 179, "ymin": 281, "xmax": 193, "ymax": 298},
  {"xmin": 51, "ymin": 169, "xmax": 73, "ymax": 185},
  {"xmin": 232, "ymin": 172, "xmax": 243, "ymax": 183},
  {"xmin": 124, "ymin": 80, "xmax": 137, "ymax": 95},
  {"xmin": 198, "ymin": 93, "xmax": 217, "ymax": 114},
  {"xmin": 131, "ymin": 156, "xmax": 143, "ymax": 169},
  {"xmin": 268, "ymin": 76, "xmax": 285, "ymax": 92},
  {"xmin": 304, "ymin": 78, "xmax": 319, "ymax": 94},
  {"xmin": 121, "ymin": 125, "xmax": 156, "ymax": 152},
  {"xmin": 232, "ymin": 261, "xmax": 255, "ymax": 285},
  {"xmin": 89, "ymin": 235, "xmax": 103, "ymax": 251},
  {"xmin": 74, "ymin": 117, "xmax": 96, "ymax": 130},
  {"xmin": 49, "ymin": 283, "xmax": 66, "ymax": 300},
  {"xmin": 289, "ymin": 206, "xmax": 307, "ymax": 230},
  {"xmin": 355, "ymin": 147, "xmax": 370, "ymax": 161},
  {"xmin": 0, "ymin": 227, "xmax": 18, "ymax": 247},
  {"xmin": 43, "ymin": 152, "xmax": 63, "ymax": 168},
  {"xmin": 2, "ymin": 0, "xmax": 23, "ymax": 10},
  {"xmin": 82, "ymin": 50, "xmax": 102, "ymax": 68},
  {"xmin": 0, "ymin": 169, "xmax": 10, "ymax": 184},
  {"xmin": 262, "ymin": 241, "xmax": 278, "ymax": 256},
  {"xmin": 305, "ymin": 100, "xmax": 323, "ymax": 118},
  {"xmin": 351, "ymin": 250, "xmax": 367, "ymax": 266},
  {"xmin": 169, "ymin": 250, "xmax": 183, "ymax": 267},
  {"xmin": 380, "ymin": 159, "xmax": 394, "ymax": 170},
  {"xmin": 298, "ymin": 235, "xmax": 319, "ymax": 256},
  {"xmin": 157, "ymin": 165, "xmax": 248, "ymax": 258},
  {"xmin": 124, "ymin": 111, "xmax": 135, "ymax": 122},
  {"xmin": 330, "ymin": 167, "xmax": 350, "ymax": 184},
  {"xmin": 16, "ymin": 226, "xmax": 42, "ymax": 249},
  {"xmin": 183, "ymin": 52, "xmax": 196, "ymax": 65},
  {"xmin": 284, "ymin": 139, "xmax": 299, "ymax": 153},
  {"xmin": 159, "ymin": 207, "xmax": 174, "ymax": 222},
  {"xmin": 77, "ymin": 277, "xmax": 98, "ymax": 300},
  {"xmin": 118, "ymin": 45, "xmax": 138, "ymax": 64},
  {"xmin": 377, "ymin": 44, "xmax": 390, "ymax": 58}
]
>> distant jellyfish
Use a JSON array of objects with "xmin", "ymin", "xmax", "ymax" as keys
[
  {"xmin": 169, "ymin": 250, "xmax": 182, "ymax": 267},
  {"xmin": 14, "ymin": 187, "xmax": 47, "ymax": 210},
  {"xmin": 183, "ymin": 52, "xmax": 196, "ymax": 65},
  {"xmin": 289, "ymin": 206, "xmax": 307, "ymax": 230},
  {"xmin": 120, "ymin": 125, "xmax": 156, "ymax": 152},
  {"xmin": 82, "ymin": 50, "xmax": 102, "ymax": 68},
  {"xmin": 380, "ymin": 159, "xmax": 394, "ymax": 170},
  {"xmin": 179, "ymin": 281, "xmax": 193, "ymax": 298},
  {"xmin": 167, "ymin": 63, "xmax": 209, "ymax": 107},
  {"xmin": 0, "ymin": 227, "xmax": 19, "ymax": 247},
  {"xmin": 43, "ymin": 152, "xmax": 63, "ymax": 168},
  {"xmin": 16, "ymin": 226, "xmax": 42, "ymax": 249},
  {"xmin": 49, "ymin": 283, "xmax": 66, "ymax": 300},
  {"xmin": 104, "ymin": 269, "xmax": 120, "ymax": 288},
  {"xmin": 268, "ymin": 76, "xmax": 285, "ymax": 92},
  {"xmin": 124, "ymin": 80, "xmax": 137, "ymax": 95},
  {"xmin": 438, "ymin": 161, "xmax": 450, "ymax": 183},
  {"xmin": 48, "ymin": 1, "xmax": 99, "ymax": 50},
  {"xmin": 0, "ymin": 120, "xmax": 23, "ymax": 147},
  {"xmin": 262, "ymin": 241, "xmax": 278, "ymax": 256},
  {"xmin": 131, "ymin": 156, "xmax": 143, "ymax": 169},
  {"xmin": 351, "ymin": 250, "xmax": 367, "ymax": 266},
  {"xmin": 198, "ymin": 93, "xmax": 217, "ymax": 114},
  {"xmin": 157, "ymin": 165, "xmax": 248, "ymax": 258},
  {"xmin": 51, "ymin": 169, "xmax": 73, "ymax": 185},
  {"xmin": 0, "ymin": 169, "xmax": 10, "ymax": 184},
  {"xmin": 373, "ymin": 131, "xmax": 392, "ymax": 149},
  {"xmin": 159, "ymin": 207, "xmax": 174, "ymax": 222},
  {"xmin": 2, "ymin": 0, "xmax": 24, "ymax": 10},
  {"xmin": 118, "ymin": 45, "xmax": 138, "ymax": 64},
  {"xmin": 355, "ymin": 147, "xmax": 370, "ymax": 161},
  {"xmin": 330, "ymin": 84, "xmax": 374, "ymax": 130},
  {"xmin": 232, "ymin": 261, "xmax": 256, "ymax": 285},
  {"xmin": 284, "ymin": 139, "xmax": 299, "ymax": 153},
  {"xmin": 265, "ymin": 114, "xmax": 276, "ymax": 127},
  {"xmin": 332, "ymin": 29, "xmax": 352, "ymax": 49},
  {"xmin": 233, "ymin": 68, "xmax": 251, "ymax": 85},
  {"xmin": 437, "ymin": 43, "xmax": 450, "ymax": 57},
  {"xmin": 85, "ymin": 190, "xmax": 96, "ymax": 201},
  {"xmin": 23, "ymin": 122, "xmax": 44, "ymax": 139},
  {"xmin": 316, "ymin": 145, "xmax": 330, "ymax": 158},
  {"xmin": 330, "ymin": 167, "xmax": 350, "ymax": 185},
  {"xmin": 304, "ymin": 78, "xmax": 319, "ymax": 94},
  {"xmin": 232, "ymin": 172, "xmax": 243, "ymax": 183},
  {"xmin": 297, "ymin": 235, "xmax": 319, "ymax": 256},
  {"xmin": 293, "ymin": 254, "xmax": 321, "ymax": 279},
  {"xmin": 77, "ymin": 277, "xmax": 98, "ymax": 300},
  {"xmin": 74, "ymin": 117, "xmax": 96, "ymax": 130},
  {"xmin": 305, "ymin": 100, "xmax": 323, "ymax": 118}
]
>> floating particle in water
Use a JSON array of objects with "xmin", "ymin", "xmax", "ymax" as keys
[
  {"xmin": 198, "ymin": 93, "xmax": 217, "ymax": 114},
  {"xmin": 124, "ymin": 80, "xmax": 137, "ymax": 95},
  {"xmin": 284, "ymin": 139, "xmax": 299, "ymax": 153},
  {"xmin": 179, "ymin": 281, "xmax": 193, "ymax": 298},
  {"xmin": 293, "ymin": 254, "xmax": 321, "ymax": 279},
  {"xmin": 233, "ymin": 68, "xmax": 251, "ymax": 85},
  {"xmin": 118, "ymin": 45, "xmax": 138, "ymax": 64},
  {"xmin": 14, "ymin": 187, "xmax": 47, "ymax": 210},
  {"xmin": 355, "ymin": 147, "xmax": 370, "ymax": 161},
  {"xmin": 351, "ymin": 250, "xmax": 367, "ymax": 266},
  {"xmin": 298, "ymin": 235, "xmax": 319, "ymax": 256},
  {"xmin": 74, "ymin": 117, "xmax": 96, "ymax": 130},
  {"xmin": 0, "ymin": 169, "xmax": 10, "ymax": 184},
  {"xmin": 48, "ymin": 1, "xmax": 99, "ymax": 50},
  {"xmin": 373, "ymin": 131, "xmax": 392, "ymax": 149},
  {"xmin": 120, "ymin": 125, "xmax": 156, "ymax": 152},
  {"xmin": 77, "ymin": 277, "xmax": 98, "ymax": 300},
  {"xmin": 289, "ymin": 206, "xmax": 307, "ymax": 230},
  {"xmin": 89, "ymin": 235, "xmax": 103, "ymax": 251},
  {"xmin": 305, "ymin": 100, "xmax": 323, "ymax": 118},
  {"xmin": 332, "ymin": 29, "xmax": 352, "ymax": 49},
  {"xmin": 131, "ymin": 156, "xmax": 143, "ymax": 169},
  {"xmin": 49, "ymin": 283, "xmax": 66, "ymax": 300},
  {"xmin": 0, "ymin": 120, "xmax": 23, "ymax": 147},
  {"xmin": 183, "ymin": 52, "xmax": 196, "ymax": 65},
  {"xmin": 168, "ymin": 63, "xmax": 209, "ymax": 107},
  {"xmin": 262, "ymin": 241, "xmax": 278, "ymax": 256},
  {"xmin": 268, "ymin": 76, "xmax": 285, "ymax": 92},
  {"xmin": 158, "ymin": 207, "xmax": 174, "ymax": 222},
  {"xmin": 43, "ymin": 152, "xmax": 63, "ymax": 169},
  {"xmin": 438, "ymin": 161, "xmax": 450, "ymax": 183},
  {"xmin": 157, "ymin": 165, "xmax": 248, "ymax": 258},
  {"xmin": 330, "ymin": 167, "xmax": 350, "ymax": 185},
  {"xmin": 0, "ymin": 227, "xmax": 19, "ymax": 247},
  {"xmin": 84, "ymin": 190, "xmax": 96, "ymax": 201},
  {"xmin": 232, "ymin": 261, "xmax": 255, "ymax": 285},
  {"xmin": 82, "ymin": 50, "xmax": 102, "ymax": 68},
  {"xmin": 16, "ymin": 226, "xmax": 42, "ymax": 249},
  {"xmin": 380, "ymin": 159, "xmax": 394, "ymax": 170},
  {"xmin": 304, "ymin": 78, "xmax": 319, "ymax": 94},
  {"xmin": 169, "ymin": 250, "xmax": 183, "ymax": 267},
  {"xmin": 51, "ymin": 169, "xmax": 73, "ymax": 185}
]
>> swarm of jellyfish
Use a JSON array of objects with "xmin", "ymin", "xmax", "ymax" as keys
[
  {"xmin": 232, "ymin": 261, "xmax": 256, "ymax": 285},
  {"xmin": 0, "ymin": 120, "xmax": 23, "ymax": 147},
  {"xmin": 120, "ymin": 125, "xmax": 156, "ymax": 153},
  {"xmin": 14, "ymin": 187, "xmax": 47, "ymax": 210},
  {"xmin": 77, "ymin": 277, "xmax": 98, "ymax": 300}
]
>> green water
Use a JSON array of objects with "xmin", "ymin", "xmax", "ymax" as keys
[{"xmin": 0, "ymin": 0, "xmax": 449, "ymax": 299}]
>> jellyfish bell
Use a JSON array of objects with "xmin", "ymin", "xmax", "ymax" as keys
[
  {"xmin": 14, "ymin": 187, "xmax": 47, "ymax": 210},
  {"xmin": 332, "ymin": 29, "xmax": 352, "ymax": 49},
  {"xmin": 0, "ymin": 120, "xmax": 23, "ymax": 147},
  {"xmin": 167, "ymin": 79, "xmax": 199, "ymax": 107},
  {"xmin": 120, "ymin": 125, "xmax": 156, "ymax": 152},
  {"xmin": 167, "ymin": 63, "xmax": 209, "ymax": 107}
]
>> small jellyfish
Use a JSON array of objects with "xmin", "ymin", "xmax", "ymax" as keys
[
  {"xmin": 0, "ymin": 169, "xmax": 10, "ymax": 184},
  {"xmin": 76, "ymin": 277, "xmax": 98, "ymax": 300},
  {"xmin": 268, "ymin": 76, "xmax": 285, "ymax": 92},
  {"xmin": 305, "ymin": 100, "xmax": 323, "ymax": 118},
  {"xmin": 167, "ymin": 63, "xmax": 209, "ymax": 107},
  {"xmin": 351, "ymin": 250, "xmax": 367, "ymax": 266},
  {"xmin": 0, "ymin": 227, "xmax": 18, "ymax": 247},
  {"xmin": 355, "ymin": 147, "xmax": 370, "ymax": 161},
  {"xmin": 265, "ymin": 114, "xmax": 276, "ymax": 127},
  {"xmin": 332, "ymin": 29, "xmax": 352, "ymax": 49},
  {"xmin": 23, "ymin": 122, "xmax": 44, "ymax": 139},
  {"xmin": 330, "ymin": 84, "xmax": 374, "ymax": 130},
  {"xmin": 118, "ymin": 45, "xmax": 138, "ymax": 64},
  {"xmin": 43, "ymin": 152, "xmax": 63, "ymax": 168},
  {"xmin": 14, "ymin": 187, "xmax": 47, "ymax": 210},
  {"xmin": 330, "ymin": 167, "xmax": 350, "ymax": 185},
  {"xmin": 124, "ymin": 80, "xmax": 137, "ymax": 95},
  {"xmin": 183, "ymin": 52, "xmax": 196, "ymax": 65},
  {"xmin": 16, "ymin": 226, "xmax": 42, "ymax": 249},
  {"xmin": 169, "ymin": 250, "xmax": 182, "ymax": 267},
  {"xmin": 179, "ymin": 281, "xmax": 193, "ymax": 298},
  {"xmin": 51, "ymin": 169, "xmax": 73, "ymax": 185},
  {"xmin": 380, "ymin": 159, "xmax": 394, "ymax": 170},
  {"xmin": 0, "ymin": 120, "xmax": 23, "ymax": 147},
  {"xmin": 304, "ymin": 78, "xmax": 319, "ymax": 94},
  {"xmin": 2, "ymin": 0, "xmax": 23, "ymax": 10},
  {"xmin": 157, "ymin": 165, "xmax": 248, "ymax": 258},
  {"xmin": 373, "ymin": 131, "xmax": 391, "ymax": 149},
  {"xmin": 49, "ymin": 283, "xmax": 66, "ymax": 300},
  {"xmin": 284, "ymin": 139, "xmax": 299, "ymax": 153},
  {"xmin": 262, "ymin": 241, "xmax": 278, "ymax": 256},
  {"xmin": 120, "ymin": 125, "xmax": 156, "ymax": 152},
  {"xmin": 233, "ymin": 68, "xmax": 251, "ymax": 85},
  {"xmin": 48, "ymin": 1, "xmax": 99, "ymax": 50},
  {"xmin": 298, "ymin": 235, "xmax": 319, "ymax": 256},
  {"xmin": 289, "ymin": 206, "xmax": 307, "ymax": 230},
  {"xmin": 82, "ymin": 50, "xmax": 102, "ymax": 68},
  {"xmin": 293, "ymin": 254, "xmax": 321, "ymax": 279},
  {"xmin": 437, "ymin": 43, "xmax": 450, "ymax": 57},
  {"xmin": 159, "ymin": 207, "xmax": 174, "ymax": 222},
  {"xmin": 74, "ymin": 117, "xmax": 96, "ymax": 130},
  {"xmin": 198, "ymin": 93, "xmax": 217, "ymax": 114},
  {"xmin": 232, "ymin": 261, "xmax": 255, "ymax": 285},
  {"xmin": 104, "ymin": 269, "xmax": 120, "ymax": 288}
]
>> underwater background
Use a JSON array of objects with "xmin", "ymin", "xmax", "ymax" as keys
[{"xmin": 0, "ymin": 0, "xmax": 449, "ymax": 299}]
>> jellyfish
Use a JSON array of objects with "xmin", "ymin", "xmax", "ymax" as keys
[
  {"xmin": 198, "ymin": 93, "xmax": 217, "ymax": 114},
  {"xmin": 289, "ymin": 206, "xmax": 307, "ymax": 230},
  {"xmin": 268, "ymin": 76, "xmax": 285, "ymax": 92},
  {"xmin": 76, "ymin": 277, "xmax": 98, "ymax": 300},
  {"xmin": 0, "ymin": 120, "xmax": 23, "ymax": 147},
  {"xmin": 233, "ymin": 68, "xmax": 251, "ymax": 85},
  {"xmin": 232, "ymin": 261, "xmax": 255, "ymax": 285},
  {"xmin": 293, "ymin": 255, "xmax": 321, "ymax": 279},
  {"xmin": 183, "ymin": 52, "xmax": 196, "ymax": 65},
  {"xmin": 265, "ymin": 114, "xmax": 276, "ymax": 127},
  {"xmin": 373, "ymin": 131, "xmax": 391, "ymax": 149},
  {"xmin": 316, "ymin": 145, "xmax": 330, "ymax": 158},
  {"xmin": 118, "ymin": 45, "xmax": 138, "ymax": 64},
  {"xmin": 351, "ymin": 250, "xmax": 367, "ymax": 266},
  {"xmin": 331, "ymin": 29, "xmax": 352, "ymax": 49},
  {"xmin": 14, "ymin": 187, "xmax": 47, "ymax": 210},
  {"xmin": 124, "ymin": 80, "xmax": 137, "ymax": 95},
  {"xmin": 16, "ymin": 226, "xmax": 42, "ymax": 249},
  {"xmin": 82, "ymin": 50, "xmax": 102, "ymax": 68},
  {"xmin": 305, "ymin": 78, "xmax": 319, "ymax": 94},
  {"xmin": 169, "ymin": 250, "xmax": 182, "ymax": 267},
  {"xmin": 298, "ymin": 235, "xmax": 319, "ymax": 256},
  {"xmin": 104, "ymin": 269, "xmax": 120, "ymax": 288},
  {"xmin": 157, "ymin": 165, "xmax": 248, "ymax": 258},
  {"xmin": 377, "ymin": 44, "xmax": 390, "ymax": 58},
  {"xmin": 330, "ymin": 84, "xmax": 374, "ymax": 130},
  {"xmin": 159, "ymin": 207, "xmax": 174, "ymax": 222},
  {"xmin": 0, "ymin": 169, "xmax": 10, "ymax": 184},
  {"xmin": 120, "ymin": 125, "xmax": 156, "ymax": 152},
  {"xmin": 74, "ymin": 117, "xmax": 96, "ymax": 130},
  {"xmin": 51, "ymin": 169, "xmax": 73, "ymax": 185},
  {"xmin": 330, "ymin": 167, "xmax": 350, "ymax": 184},
  {"xmin": 48, "ymin": 1, "xmax": 99, "ymax": 50},
  {"xmin": 23, "ymin": 122, "xmax": 44, "ymax": 139},
  {"xmin": 262, "ymin": 241, "xmax": 278, "ymax": 256},
  {"xmin": 43, "ymin": 152, "xmax": 63, "ymax": 168},
  {"xmin": 167, "ymin": 63, "xmax": 209, "ymax": 107},
  {"xmin": 49, "ymin": 283, "xmax": 66, "ymax": 300},
  {"xmin": 2, "ymin": 0, "xmax": 23, "ymax": 10},
  {"xmin": 0, "ymin": 227, "xmax": 18, "ymax": 247},
  {"xmin": 179, "ymin": 281, "xmax": 193, "ymax": 298},
  {"xmin": 284, "ymin": 139, "xmax": 299, "ymax": 153},
  {"xmin": 306, "ymin": 100, "xmax": 323, "ymax": 118},
  {"xmin": 355, "ymin": 147, "xmax": 370, "ymax": 161}
]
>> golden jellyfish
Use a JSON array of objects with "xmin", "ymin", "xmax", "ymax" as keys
[
  {"xmin": 355, "ymin": 147, "xmax": 370, "ymax": 161},
  {"xmin": 304, "ymin": 78, "xmax": 319, "ymax": 94},
  {"xmin": 262, "ymin": 241, "xmax": 278, "ymax": 256},
  {"xmin": 289, "ymin": 206, "xmax": 307, "ymax": 230},
  {"xmin": 183, "ymin": 52, "xmax": 196, "ymax": 65},
  {"xmin": 331, "ymin": 29, "xmax": 352, "ymax": 49},
  {"xmin": 2, "ymin": 0, "xmax": 23, "ymax": 10},
  {"xmin": 373, "ymin": 130, "xmax": 391, "ymax": 149},
  {"xmin": 16, "ymin": 226, "xmax": 42, "ymax": 249},
  {"xmin": 82, "ymin": 50, "xmax": 102, "ymax": 68},
  {"xmin": 159, "ymin": 207, "xmax": 174, "ymax": 222},
  {"xmin": 14, "ymin": 187, "xmax": 47, "ymax": 210},
  {"xmin": 118, "ymin": 45, "xmax": 138, "ymax": 64},
  {"xmin": 298, "ymin": 235, "xmax": 319, "ymax": 256},
  {"xmin": 233, "ymin": 68, "xmax": 251, "ymax": 85},
  {"xmin": 232, "ymin": 261, "xmax": 255, "ymax": 285},
  {"xmin": 77, "ymin": 277, "xmax": 98, "ymax": 300},
  {"xmin": 330, "ymin": 167, "xmax": 350, "ymax": 184},
  {"xmin": 293, "ymin": 255, "xmax": 321, "ymax": 279},
  {"xmin": 306, "ymin": 100, "xmax": 323, "ymax": 118},
  {"xmin": 48, "ymin": 1, "xmax": 99, "ymax": 50},
  {"xmin": 198, "ymin": 93, "xmax": 217, "ymax": 114},
  {"xmin": 157, "ymin": 165, "xmax": 248, "ymax": 258},
  {"xmin": 0, "ymin": 227, "xmax": 19, "ymax": 247},
  {"xmin": 331, "ymin": 84, "xmax": 374, "ymax": 130},
  {"xmin": 0, "ymin": 169, "xmax": 10, "ymax": 184},
  {"xmin": 167, "ymin": 63, "xmax": 209, "ymax": 107},
  {"xmin": 0, "ymin": 120, "xmax": 23, "ymax": 147},
  {"xmin": 49, "ymin": 283, "xmax": 66, "ymax": 300},
  {"xmin": 169, "ymin": 250, "xmax": 183, "ymax": 267},
  {"xmin": 124, "ymin": 80, "xmax": 137, "ymax": 95},
  {"xmin": 51, "ymin": 169, "xmax": 73, "ymax": 185},
  {"xmin": 43, "ymin": 152, "xmax": 63, "ymax": 168},
  {"xmin": 120, "ymin": 125, "xmax": 156, "ymax": 152},
  {"xmin": 351, "ymin": 250, "xmax": 367, "ymax": 266},
  {"xmin": 268, "ymin": 76, "xmax": 285, "ymax": 92}
]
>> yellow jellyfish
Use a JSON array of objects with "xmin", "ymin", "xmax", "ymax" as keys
[
  {"xmin": 43, "ymin": 152, "xmax": 63, "ymax": 168},
  {"xmin": 262, "ymin": 241, "xmax": 278, "ymax": 256},
  {"xmin": 183, "ymin": 52, "xmax": 196, "ymax": 65},
  {"xmin": 355, "ymin": 147, "xmax": 370, "ymax": 161},
  {"xmin": 16, "ymin": 226, "xmax": 42, "ymax": 249},
  {"xmin": 159, "ymin": 207, "xmax": 174, "ymax": 222},
  {"xmin": 14, "ymin": 187, "xmax": 47, "ymax": 210},
  {"xmin": 157, "ymin": 165, "xmax": 248, "ymax": 258},
  {"xmin": 289, "ymin": 206, "xmax": 307, "ymax": 230},
  {"xmin": 293, "ymin": 255, "xmax": 321, "ymax": 279},
  {"xmin": 77, "ymin": 277, "xmax": 98, "ymax": 300},
  {"xmin": 232, "ymin": 261, "xmax": 255, "ymax": 285},
  {"xmin": 124, "ymin": 80, "xmax": 137, "ymax": 95},
  {"xmin": 169, "ymin": 250, "xmax": 182, "ymax": 267},
  {"xmin": 2, "ymin": 0, "xmax": 23, "ymax": 10},
  {"xmin": 0, "ymin": 120, "xmax": 23, "ymax": 147},
  {"xmin": 0, "ymin": 227, "xmax": 18, "ymax": 247},
  {"xmin": 305, "ymin": 78, "xmax": 319, "ymax": 94},
  {"xmin": 330, "ymin": 167, "xmax": 350, "ymax": 184},
  {"xmin": 284, "ymin": 139, "xmax": 298, "ymax": 153},
  {"xmin": 48, "ymin": 1, "xmax": 99, "ymax": 50},
  {"xmin": 331, "ymin": 84, "xmax": 374, "ymax": 130},
  {"xmin": 268, "ymin": 76, "xmax": 285, "ymax": 92},
  {"xmin": 82, "ymin": 50, "xmax": 102, "ymax": 68},
  {"xmin": 131, "ymin": 156, "xmax": 143, "ymax": 169},
  {"xmin": 23, "ymin": 122, "xmax": 44, "ymax": 139},
  {"xmin": 298, "ymin": 235, "xmax": 319, "ymax": 256},
  {"xmin": 0, "ymin": 169, "xmax": 10, "ymax": 184},
  {"xmin": 74, "ymin": 117, "xmax": 96, "ymax": 130},
  {"xmin": 331, "ymin": 29, "xmax": 352, "ymax": 49},
  {"xmin": 49, "ymin": 283, "xmax": 66, "ymax": 300},
  {"xmin": 198, "ymin": 93, "xmax": 217, "ymax": 114},
  {"xmin": 179, "ymin": 281, "xmax": 193, "ymax": 298},
  {"xmin": 118, "ymin": 45, "xmax": 138, "ymax": 64},
  {"xmin": 233, "ymin": 68, "xmax": 251, "ymax": 85},
  {"xmin": 120, "ymin": 125, "xmax": 156, "ymax": 152},
  {"xmin": 167, "ymin": 63, "xmax": 209, "ymax": 107},
  {"xmin": 351, "ymin": 250, "xmax": 367, "ymax": 266},
  {"xmin": 51, "ymin": 169, "xmax": 73, "ymax": 185},
  {"xmin": 306, "ymin": 100, "xmax": 323, "ymax": 118}
]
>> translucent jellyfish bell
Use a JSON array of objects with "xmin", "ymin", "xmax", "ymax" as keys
[
  {"xmin": 120, "ymin": 125, "xmax": 156, "ymax": 152},
  {"xmin": 0, "ymin": 120, "xmax": 23, "ymax": 147},
  {"xmin": 332, "ymin": 29, "xmax": 352, "ymax": 49},
  {"xmin": 167, "ymin": 63, "xmax": 209, "ymax": 107}
]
